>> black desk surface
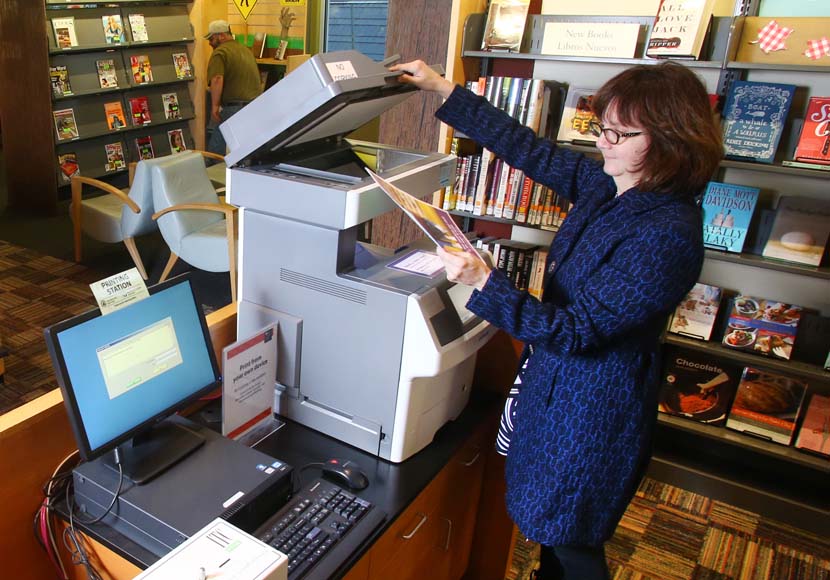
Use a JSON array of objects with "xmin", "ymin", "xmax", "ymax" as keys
[{"xmin": 64, "ymin": 391, "xmax": 499, "ymax": 577}]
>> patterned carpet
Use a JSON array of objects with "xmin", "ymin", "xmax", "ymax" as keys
[
  {"xmin": 0, "ymin": 240, "xmax": 99, "ymax": 414},
  {"xmin": 508, "ymin": 478, "xmax": 830, "ymax": 580}
]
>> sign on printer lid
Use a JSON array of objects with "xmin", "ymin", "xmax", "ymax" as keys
[{"xmin": 220, "ymin": 51, "xmax": 444, "ymax": 167}]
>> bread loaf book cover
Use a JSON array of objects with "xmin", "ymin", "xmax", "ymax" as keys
[
  {"xmin": 722, "ymin": 80, "xmax": 796, "ymax": 164},
  {"xmin": 793, "ymin": 96, "xmax": 830, "ymax": 166},
  {"xmin": 667, "ymin": 282, "xmax": 722, "ymax": 340},
  {"xmin": 658, "ymin": 346, "xmax": 742, "ymax": 425},
  {"xmin": 722, "ymin": 295, "xmax": 802, "ymax": 360},
  {"xmin": 726, "ymin": 367, "xmax": 807, "ymax": 445},
  {"xmin": 700, "ymin": 181, "xmax": 760, "ymax": 253},
  {"xmin": 795, "ymin": 393, "xmax": 830, "ymax": 456},
  {"xmin": 762, "ymin": 196, "xmax": 830, "ymax": 267}
]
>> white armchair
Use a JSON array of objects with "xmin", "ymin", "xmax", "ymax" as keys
[{"xmin": 150, "ymin": 152, "xmax": 237, "ymax": 303}]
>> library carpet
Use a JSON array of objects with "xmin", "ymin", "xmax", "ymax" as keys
[
  {"xmin": 0, "ymin": 240, "xmax": 99, "ymax": 414},
  {"xmin": 507, "ymin": 478, "xmax": 830, "ymax": 580}
]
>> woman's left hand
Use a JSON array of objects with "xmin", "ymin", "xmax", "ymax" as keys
[{"xmin": 437, "ymin": 247, "xmax": 492, "ymax": 291}]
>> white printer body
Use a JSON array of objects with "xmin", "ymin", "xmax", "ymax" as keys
[{"xmin": 222, "ymin": 51, "xmax": 496, "ymax": 462}]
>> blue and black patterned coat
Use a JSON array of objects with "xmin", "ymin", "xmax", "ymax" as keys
[{"xmin": 436, "ymin": 86, "xmax": 704, "ymax": 546}]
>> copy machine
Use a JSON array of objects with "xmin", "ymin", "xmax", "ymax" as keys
[{"xmin": 222, "ymin": 51, "xmax": 496, "ymax": 462}]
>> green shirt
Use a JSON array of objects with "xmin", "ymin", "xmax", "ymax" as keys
[{"xmin": 207, "ymin": 40, "xmax": 262, "ymax": 104}]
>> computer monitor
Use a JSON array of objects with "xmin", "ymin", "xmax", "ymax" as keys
[{"xmin": 44, "ymin": 274, "xmax": 221, "ymax": 484}]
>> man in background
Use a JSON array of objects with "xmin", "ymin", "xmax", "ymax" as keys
[{"xmin": 204, "ymin": 20, "xmax": 262, "ymax": 155}]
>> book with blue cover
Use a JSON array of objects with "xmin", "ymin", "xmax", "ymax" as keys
[
  {"xmin": 701, "ymin": 181, "xmax": 761, "ymax": 253},
  {"xmin": 722, "ymin": 80, "xmax": 796, "ymax": 164}
]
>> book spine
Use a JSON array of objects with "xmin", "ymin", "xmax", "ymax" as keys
[
  {"xmin": 473, "ymin": 149, "xmax": 494, "ymax": 216},
  {"xmin": 515, "ymin": 177, "xmax": 533, "ymax": 223}
]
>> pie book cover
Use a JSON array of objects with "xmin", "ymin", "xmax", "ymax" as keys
[
  {"xmin": 722, "ymin": 80, "xmax": 796, "ymax": 164},
  {"xmin": 722, "ymin": 295, "xmax": 802, "ymax": 360},
  {"xmin": 793, "ymin": 96, "xmax": 830, "ymax": 166},
  {"xmin": 762, "ymin": 196, "xmax": 830, "ymax": 267},
  {"xmin": 794, "ymin": 393, "xmax": 830, "ymax": 457},
  {"xmin": 667, "ymin": 282, "xmax": 722, "ymax": 341},
  {"xmin": 726, "ymin": 367, "xmax": 808, "ymax": 445},
  {"xmin": 658, "ymin": 346, "xmax": 742, "ymax": 426},
  {"xmin": 700, "ymin": 181, "xmax": 760, "ymax": 253}
]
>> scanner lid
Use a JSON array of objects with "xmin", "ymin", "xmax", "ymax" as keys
[{"xmin": 221, "ymin": 51, "xmax": 443, "ymax": 167}]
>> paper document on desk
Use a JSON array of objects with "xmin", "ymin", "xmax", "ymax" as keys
[
  {"xmin": 367, "ymin": 168, "xmax": 486, "ymax": 265},
  {"xmin": 134, "ymin": 518, "xmax": 287, "ymax": 580}
]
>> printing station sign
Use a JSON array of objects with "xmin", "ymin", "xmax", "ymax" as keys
[
  {"xmin": 542, "ymin": 22, "xmax": 641, "ymax": 58},
  {"xmin": 89, "ymin": 268, "xmax": 149, "ymax": 315}
]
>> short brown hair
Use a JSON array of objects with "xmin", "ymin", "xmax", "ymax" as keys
[{"xmin": 591, "ymin": 62, "xmax": 723, "ymax": 195}]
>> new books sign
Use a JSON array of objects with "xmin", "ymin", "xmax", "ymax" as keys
[{"xmin": 542, "ymin": 22, "xmax": 640, "ymax": 58}]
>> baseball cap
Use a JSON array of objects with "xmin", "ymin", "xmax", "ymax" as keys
[{"xmin": 204, "ymin": 20, "xmax": 231, "ymax": 39}]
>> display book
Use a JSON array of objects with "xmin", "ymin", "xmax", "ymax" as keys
[
  {"xmin": 788, "ymin": 96, "xmax": 830, "ymax": 168},
  {"xmin": 129, "ymin": 13, "xmax": 148, "ymax": 42},
  {"xmin": 646, "ymin": 0, "xmax": 716, "ymax": 60},
  {"xmin": 480, "ymin": 0, "xmax": 531, "ymax": 52},
  {"xmin": 721, "ymin": 80, "xmax": 796, "ymax": 164},
  {"xmin": 96, "ymin": 58, "xmax": 118, "ymax": 89},
  {"xmin": 700, "ymin": 181, "xmax": 760, "ymax": 254},
  {"xmin": 441, "ymin": 76, "xmax": 571, "ymax": 228},
  {"xmin": 51, "ymin": 16, "xmax": 78, "ymax": 49},
  {"xmin": 130, "ymin": 55, "xmax": 153, "ymax": 85},
  {"xmin": 667, "ymin": 282, "xmax": 723, "ymax": 341},
  {"xmin": 49, "ymin": 65, "xmax": 72, "ymax": 98},
  {"xmin": 102, "ymin": 14, "xmax": 125, "ymax": 44}
]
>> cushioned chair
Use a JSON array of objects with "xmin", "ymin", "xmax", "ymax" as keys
[
  {"xmin": 70, "ymin": 155, "xmax": 173, "ymax": 279},
  {"xmin": 191, "ymin": 149, "xmax": 227, "ymax": 193},
  {"xmin": 150, "ymin": 152, "xmax": 237, "ymax": 303}
]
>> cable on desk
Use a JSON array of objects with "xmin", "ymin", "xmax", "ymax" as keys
[{"xmin": 34, "ymin": 450, "xmax": 79, "ymax": 580}]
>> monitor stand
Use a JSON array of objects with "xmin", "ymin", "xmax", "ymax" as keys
[{"xmin": 103, "ymin": 418, "xmax": 205, "ymax": 485}]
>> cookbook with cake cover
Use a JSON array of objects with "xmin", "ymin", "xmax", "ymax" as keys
[
  {"xmin": 726, "ymin": 367, "xmax": 807, "ymax": 445},
  {"xmin": 722, "ymin": 295, "xmax": 802, "ymax": 360}
]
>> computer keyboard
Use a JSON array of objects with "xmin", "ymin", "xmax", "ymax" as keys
[{"xmin": 254, "ymin": 478, "xmax": 386, "ymax": 579}]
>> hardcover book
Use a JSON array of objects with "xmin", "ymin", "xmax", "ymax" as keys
[
  {"xmin": 726, "ymin": 367, "xmax": 807, "ymax": 445},
  {"xmin": 104, "ymin": 142, "xmax": 126, "ymax": 172},
  {"xmin": 167, "ymin": 129, "xmax": 186, "ymax": 153},
  {"xmin": 657, "ymin": 346, "xmax": 742, "ymax": 426},
  {"xmin": 58, "ymin": 152, "xmax": 79, "ymax": 184},
  {"xmin": 556, "ymin": 87, "xmax": 600, "ymax": 144},
  {"xmin": 104, "ymin": 101, "xmax": 127, "ymax": 130},
  {"xmin": 667, "ymin": 282, "xmax": 723, "ymax": 340},
  {"xmin": 129, "ymin": 14, "xmax": 148, "ymax": 42},
  {"xmin": 49, "ymin": 66, "xmax": 72, "ymax": 98},
  {"xmin": 52, "ymin": 17, "xmax": 78, "ymax": 49},
  {"xmin": 481, "ymin": 0, "xmax": 531, "ymax": 52},
  {"xmin": 722, "ymin": 80, "xmax": 796, "ymax": 164},
  {"xmin": 762, "ymin": 196, "xmax": 830, "ymax": 267},
  {"xmin": 722, "ymin": 295, "xmax": 802, "ymax": 360},
  {"xmin": 128, "ymin": 96, "xmax": 151, "ymax": 126},
  {"xmin": 53, "ymin": 108, "xmax": 79, "ymax": 141},
  {"xmin": 135, "ymin": 136, "xmax": 154, "ymax": 160},
  {"xmin": 96, "ymin": 59, "xmax": 118, "ymax": 89},
  {"xmin": 700, "ymin": 181, "xmax": 760, "ymax": 253},
  {"xmin": 793, "ymin": 96, "xmax": 830, "ymax": 166},
  {"xmin": 172, "ymin": 52, "xmax": 192, "ymax": 79},
  {"xmin": 130, "ymin": 55, "xmax": 153, "ymax": 85},
  {"xmin": 794, "ymin": 393, "xmax": 830, "ymax": 456},
  {"xmin": 102, "ymin": 14, "xmax": 126, "ymax": 44},
  {"xmin": 646, "ymin": 0, "xmax": 716, "ymax": 59},
  {"xmin": 162, "ymin": 93, "xmax": 181, "ymax": 120}
]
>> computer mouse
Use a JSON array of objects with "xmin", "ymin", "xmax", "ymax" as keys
[{"xmin": 320, "ymin": 458, "xmax": 369, "ymax": 491}]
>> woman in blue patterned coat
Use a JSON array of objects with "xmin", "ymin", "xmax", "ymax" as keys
[{"xmin": 392, "ymin": 61, "xmax": 723, "ymax": 579}]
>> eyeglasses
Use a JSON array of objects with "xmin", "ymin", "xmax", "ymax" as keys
[{"xmin": 588, "ymin": 121, "xmax": 643, "ymax": 145}]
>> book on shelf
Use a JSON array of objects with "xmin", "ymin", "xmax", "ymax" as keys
[
  {"xmin": 129, "ymin": 14, "xmax": 149, "ymax": 42},
  {"xmin": 172, "ymin": 52, "xmax": 192, "ymax": 79},
  {"xmin": 794, "ymin": 393, "xmax": 830, "ymax": 457},
  {"xmin": 790, "ymin": 312, "xmax": 830, "ymax": 367},
  {"xmin": 162, "ymin": 93, "xmax": 181, "ymax": 120},
  {"xmin": 96, "ymin": 59, "xmax": 118, "ymax": 89},
  {"xmin": 53, "ymin": 108, "xmax": 79, "ymax": 141},
  {"xmin": 722, "ymin": 295, "xmax": 803, "ymax": 361},
  {"xmin": 135, "ymin": 136, "xmax": 154, "ymax": 160},
  {"xmin": 556, "ymin": 87, "xmax": 600, "ymax": 145},
  {"xmin": 722, "ymin": 80, "xmax": 796, "ymax": 164},
  {"xmin": 129, "ymin": 96, "xmax": 152, "ymax": 127},
  {"xmin": 480, "ymin": 0, "xmax": 531, "ymax": 52},
  {"xmin": 657, "ymin": 346, "xmax": 742, "ymax": 426},
  {"xmin": 366, "ymin": 169, "xmax": 486, "ymax": 265},
  {"xmin": 276, "ymin": 39, "xmax": 289, "ymax": 60},
  {"xmin": 49, "ymin": 66, "xmax": 72, "ymax": 98},
  {"xmin": 104, "ymin": 142, "xmax": 126, "ymax": 172},
  {"xmin": 762, "ymin": 196, "xmax": 830, "ymax": 267},
  {"xmin": 726, "ymin": 367, "xmax": 808, "ymax": 445},
  {"xmin": 57, "ymin": 152, "xmax": 79, "ymax": 184},
  {"xmin": 792, "ymin": 96, "xmax": 830, "ymax": 166},
  {"xmin": 646, "ymin": 0, "xmax": 716, "ymax": 60},
  {"xmin": 130, "ymin": 55, "xmax": 153, "ymax": 85},
  {"xmin": 52, "ymin": 17, "xmax": 78, "ymax": 49},
  {"xmin": 102, "ymin": 14, "xmax": 126, "ymax": 44},
  {"xmin": 700, "ymin": 181, "xmax": 760, "ymax": 253},
  {"xmin": 104, "ymin": 101, "xmax": 127, "ymax": 130},
  {"xmin": 758, "ymin": 0, "xmax": 830, "ymax": 16},
  {"xmin": 167, "ymin": 129, "xmax": 187, "ymax": 153},
  {"xmin": 667, "ymin": 282, "xmax": 723, "ymax": 341}
]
